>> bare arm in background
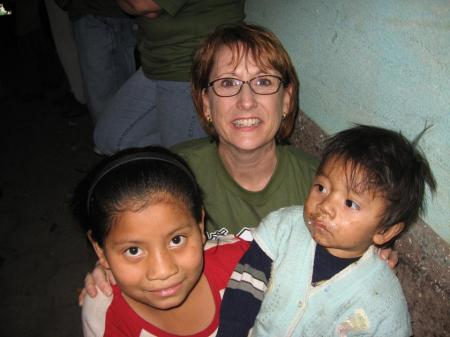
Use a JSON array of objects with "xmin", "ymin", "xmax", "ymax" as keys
[{"xmin": 116, "ymin": 0, "xmax": 161, "ymax": 18}]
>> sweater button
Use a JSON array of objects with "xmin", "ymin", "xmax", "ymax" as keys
[{"xmin": 298, "ymin": 300, "xmax": 304, "ymax": 308}]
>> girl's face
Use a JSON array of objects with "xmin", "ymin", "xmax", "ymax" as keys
[
  {"xmin": 93, "ymin": 199, "xmax": 205, "ymax": 312},
  {"xmin": 303, "ymin": 157, "xmax": 399, "ymax": 258},
  {"xmin": 202, "ymin": 46, "xmax": 292, "ymax": 153}
]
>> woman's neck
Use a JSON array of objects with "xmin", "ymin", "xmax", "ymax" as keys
[{"xmin": 218, "ymin": 141, "xmax": 278, "ymax": 192}]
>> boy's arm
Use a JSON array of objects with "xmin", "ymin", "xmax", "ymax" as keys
[{"xmin": 216, "ymin": 240, "xmax": 273, "ymax": 337}]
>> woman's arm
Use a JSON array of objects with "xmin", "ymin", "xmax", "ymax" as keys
[
  {"xmin": 82, "ymin": 287, "xmax": 114, "ymax": 337},
  {"xmin": 379, "ymin": 247, "xmax": 399, "ymax": 269},
  {"xmin": 78, "ymin": 263, "xmax": 115, "ymax": 306}
]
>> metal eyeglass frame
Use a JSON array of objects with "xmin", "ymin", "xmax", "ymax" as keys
[{"xmin": 207, "ymin": 75, "xmax": 286, "ymax": 97}]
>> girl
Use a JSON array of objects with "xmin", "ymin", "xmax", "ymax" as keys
[{"xmin": 73, "ymin": 146, "xmax": 249, "ymax": 337}]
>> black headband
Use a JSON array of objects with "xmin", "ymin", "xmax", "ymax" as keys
[{"xmin": 86, "ymin": 152, "xmax": 197, "ymax": 215}]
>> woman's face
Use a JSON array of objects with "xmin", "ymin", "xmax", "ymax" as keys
[{"xmin": 202, "ymin": 46, "xmax": 292, "ymax": 153}]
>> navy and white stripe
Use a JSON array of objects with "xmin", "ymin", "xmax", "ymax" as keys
[{"xmin": 217, "ymin": 241, "xmax": 273, "ymax": 337}]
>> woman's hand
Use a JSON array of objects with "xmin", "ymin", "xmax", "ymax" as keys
[
  {"xmin": 78, "ymin": 262, "xmax": 116, "ymax": 306},
  {"xmin": 378, "ymin": 247, "xmax": 398, "ymax": 269}
]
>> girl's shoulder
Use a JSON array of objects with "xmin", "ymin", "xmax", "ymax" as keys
[
  {"xmin": 203, "ymin": 237, "xmax": 250, "ymax": 288},
  {"xmin": 204, "ymin": 236, "xmax": 250, "ymax": 267}
]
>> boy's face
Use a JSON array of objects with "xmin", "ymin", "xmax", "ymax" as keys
[
  {"xmin": 93, "ymin": 199, "xmax": 206, "ymax": 313},
  {"xmin": 303, "ymin": 157, "xmax": 388, "ymax": 258}
]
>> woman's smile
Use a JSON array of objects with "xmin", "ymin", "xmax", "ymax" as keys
[{"xmin": 232, "ymin": 117, "xmax": 262, "ymax": 128}]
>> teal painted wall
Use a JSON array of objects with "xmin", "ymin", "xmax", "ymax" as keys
[{"xmin": 246, "ymin": 0, "xmax": 450, "ymax": 242}]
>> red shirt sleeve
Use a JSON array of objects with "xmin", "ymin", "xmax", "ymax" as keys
[{"xmin": 203, "ymin": 239, "xmax": 250, "ymax": 289}]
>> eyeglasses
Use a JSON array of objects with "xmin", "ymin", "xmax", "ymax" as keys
[{"xmin": 207, "ymin": 75, "xmax": 286, "ymax": 97}]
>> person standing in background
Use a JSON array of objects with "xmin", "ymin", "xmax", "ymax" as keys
[
  {"xmin": 44, "ymin": 0, "xmax": 86, "ymax": 108},
  {"xmin": 67, "ymin": 0, "xmax": 137, "ymax": 123},
  {"xmin": 93, "ymin": 0, "xmax": 246, "ymax": 155}
]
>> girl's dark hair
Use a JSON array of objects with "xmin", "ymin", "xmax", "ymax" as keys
[
  {"xmin": 319, "ymin": 124, "xmax": 436, "ymax": 245},
  {"xmin": 72, "ymin": 146, "xmax": 203, "ymax": 247}
]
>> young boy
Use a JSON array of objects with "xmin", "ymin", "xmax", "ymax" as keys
[{"xmin": 217, "ymin": 124, "xmax": 436, "ymax": 337}]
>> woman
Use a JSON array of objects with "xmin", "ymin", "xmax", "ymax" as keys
[
  {"xmin": 173, "ymin": 22, "xmax": 318, "ymax": 238},
  {"xmin": 83, "ymin": 23, "xmax": 395, "ymax": 298}
]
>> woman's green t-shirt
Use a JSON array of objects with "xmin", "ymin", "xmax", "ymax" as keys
[{"xmin": 173, "ymin": 138, "xmax": 318, "ymax": 237}]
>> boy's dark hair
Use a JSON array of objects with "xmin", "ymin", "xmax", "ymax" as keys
[
  {"xmin": 72, "ymin": 146, "xmax": 203, "ymax": 247},
  {"xmin": 319, "ymin": 124, "xmax": 436, "ymax": 244}
]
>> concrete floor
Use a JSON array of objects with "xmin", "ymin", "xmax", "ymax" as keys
[{"xmin": 0, "ymin": 95, "xmax": 99, "ymax": 337}]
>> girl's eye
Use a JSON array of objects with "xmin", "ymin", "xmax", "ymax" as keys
[
  {"xmin": 124, "ymin": 246, "xmax": 143, "ymax": 257},
  {"xmin": 169, "ymin": 235, "xmax": 186, "ymax": 248},
  {"xmin": 345, "ymin": 199, "xmax": 360, "ymax": 210}
]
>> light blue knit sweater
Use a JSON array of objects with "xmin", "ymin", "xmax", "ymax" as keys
[{"xmin": 250, "ymin": 206, "xmax": 412, "ymax": 337}]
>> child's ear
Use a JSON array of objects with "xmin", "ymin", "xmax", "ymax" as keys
[
  {"xmin": 373, "ymin": 222, "xmax": 405, "ymax": 246},
  {"xmin": 87, "ymin": 230, "xmax": 110, "ymax": 270},
  {"xmin": 198, "ymin": 209, "xmax": 207, "ymax": 244}
]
